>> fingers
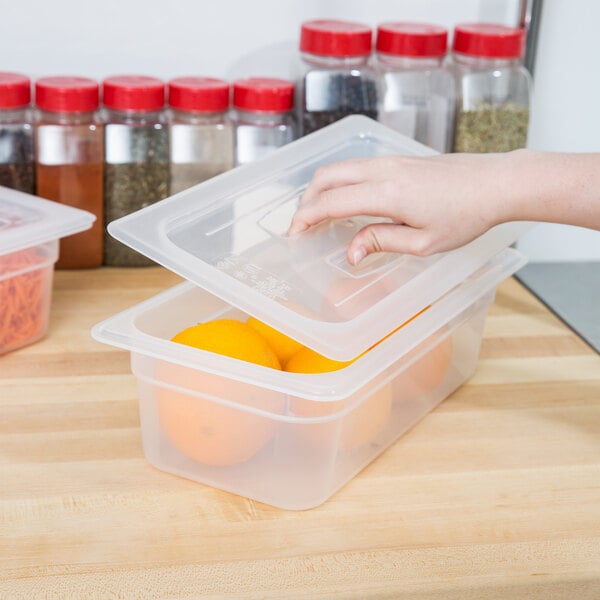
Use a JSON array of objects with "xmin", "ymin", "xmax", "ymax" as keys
[
  {"xmin": 288, "ymin": 181, "xmax": 396, "ymax": 235},
  {"xmin": 347, "ymin": 223, "xmax": 435, "ymax": 264}
]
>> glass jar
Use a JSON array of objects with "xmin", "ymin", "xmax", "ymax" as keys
[
  {"xmin": 34, "ymin": 76, "xmax": 104, "ymax": 269},
  {"xmin": 299, "ymin": 19, "xmax": 378, "ymax": 135},
  {"xmin": 168, "ymin": 77, "xmax": 233, "ymax": 194},
  {"xmin": 103, "ymin": 75, "xmax": 169, "ymax": 266},
  {"xmin": 451, "ymin": 23, "xmax": 531, "ymax": 153},
  {"xmin": 0, "ymin": 72, "xmax": 35, "ymax": 194},
  {"xmin": 232, "ymin": 77, "xmax": 296, "ymax": 166},
  {"xmin": 375, "ymin": 22, "xmax": 454, "ymax": 153}
]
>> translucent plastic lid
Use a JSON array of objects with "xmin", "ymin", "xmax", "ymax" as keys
[
  {"xmin": 0, "ymin": 185, "xmax": 95, "ymax": 256},
  {"xmin": 107, "ymin": 115, "xmax": 529, "ymax": 360}
]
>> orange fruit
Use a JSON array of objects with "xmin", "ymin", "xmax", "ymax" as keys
[
  {"xmin": 246, "ymin": 316, "xmax": 304, "ymax": 367},
  {"xmin": 394, "ymin": 332, "xmax": 453, "ymax": 401},
  {"xmin": 157, "ymin": 319, "xmax": 283, "ymax": 467},
  {"xmin": 170, "ymin": 319, "xmax": 281, "ymax": 369},
  {"xmin": 285, "ymin": 346, "xmax": 393, "ymax": 451}
]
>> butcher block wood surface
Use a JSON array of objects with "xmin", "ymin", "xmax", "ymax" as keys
[{"xmin": 1, "ymin": 268, "xmax": 599, "ymax": 599}]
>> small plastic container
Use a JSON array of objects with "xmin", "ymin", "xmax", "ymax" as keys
[
  {"xmin": 34, "ymin": 76, "xmax": 104, "ymax": 269},
  {"xmin": 103, "ymin": 75, "xmax": 169, "ymax": 266},
  {"xmin": 0, "ymin": 72, "xmax": 35, "ymax": 194},
  {"xmin": 232, "ymin": 77, "xmax": 296, "ymax": 166},
  {"xmin": 375, "ymin": 23, "xmax": 455, "ymax": 153},
  {"xmin": 451, "ymin": 23, "xmax": 531, "ymax": 153},
  {"xmin": 92, "ymin": 116, "xmax": 529, "ymax": 509},
  {"xmin": 167, "ymin": 77, "xmax": 234, "ymax": 194},
  {"xmin": 299, "ymin": 19, "xmax": 378, "ymax": 135},
  {"xmin": 0, "ymin": 186, "xmax": 94, "ymax": 354}
]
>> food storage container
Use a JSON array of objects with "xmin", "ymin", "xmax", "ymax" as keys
[
  {"xmin": 231, "ymin": 77, "xmax": 296, "ymax": 166},
  {"xmin": 0, "ymin": 72, "xmax": 35, "ymax": 194},
  {"xmin": 102, "ymin": 75, "xmax": 169, "ymax": 266},
  {"xmin": 299, "ymin": 19, "xmax": 378, "ymax": 135},
  {"xmin": 34, "ymin": 76, "xmax": 104, "ymax": 269},
  {"xmin": 375, "ymin": 22, "xmax": 455, "ymax": 153},
  {"xmin": 167, "ymin": 77, "xmax": 234, "ymax": 194},
  {"xmin": 0, "ymin": 185, "xmax": 94, "ymax": 354},
  {"xmin": 451, "ymin": 23, "xmax": 531, "ymax": 153},
  {"xmin": 92, "ymin": 115, "xmax": 529, "ymax": 509}
]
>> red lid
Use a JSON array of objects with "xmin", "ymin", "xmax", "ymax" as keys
[
  {"xmin": 376, "ymin": 22, "xmax": 448, "ymax": 57},
  {"xmin": 453, "ymin": 23, "xmax": 526, "ymax": 59},
  {"xmin": 0, "ymin": 72, "xmax": 31, "ymax": 109},
  {"xmin": 35, "ymin": 76, "xmax": 99, "ymax": 112},
  {"xmin": 300, "ymin": 19, "xmax": 372, "ymax": 57},
  {"xmin": 168, "ymin": 77, "xmax": 229, "ymax": 112},
  {"xmin": 233, "ymin": 78, "xmax": 294, "ymax": 112},
  {"xmin": 103, "ymin": 75, "xmax": 165, "ymax": 111}
]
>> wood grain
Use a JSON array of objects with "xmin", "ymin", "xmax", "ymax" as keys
[{"xmin": 1, "ymin": 269, "xmax": 599, "ymax": 599}]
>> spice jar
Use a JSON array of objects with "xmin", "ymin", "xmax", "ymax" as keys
[
  {"xmin": 232, "ymin": 77, "xmax": 296, "ymax": 166},
  {"xmin": 103, "ymin": 75, "xmax": 169, "ymax": 266},
  {"xmin": 451, "ymin": 23, "xmax": 530, "ymax": 153},
  {"xmin": 299, "ymin": 19, "xmax": 378, "ymax": 135},
  {"xmin": 168, "ymin": 77, "xmax": 233, "ymax": 194},
  {"xmin": 0, "ymin": 73, "xmax": 35, "ymax": 194},
  {"xmin": 375, "ymin": 23, "xmax": 454, "ymax": 153},
  {"xmin": 34, "ymin": 76, "xmax": 104, "ymax": 269}
]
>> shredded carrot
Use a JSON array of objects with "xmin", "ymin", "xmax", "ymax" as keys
[{"xmin": 0, "ymin": 247, "xmax": 50, "ymax": 353}]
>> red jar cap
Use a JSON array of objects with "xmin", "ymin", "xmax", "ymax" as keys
[
  {"xmin": 103, "ymin": 75, "xmax": 165, "ymax": 111},
  {"xmin": 300, "ymin": 19, "xmax": 372, "ymax": 57},
  {"xmin": 168, "ymin": 77, "xmax": 229, "ymax": 112},
  {"xmin": 376, "ymin": 22, "xmax": 448, "ymax": 57},
  {"xmin": 453, "ymin": 23, "xmax": 526, "ymax": 59},
  {"xmin": 233, "ymin": 78, "xmax": 294, "ymax": 112},
  {"xmin": 0, "ymin": 72, "xmax": 31, "ymax": 108},
  {"xmin": 35, "ymin": 76, "xmax": 99, "ymax": 112}
]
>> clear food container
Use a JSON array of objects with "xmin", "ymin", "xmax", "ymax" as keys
[
  {"xmin": 92, "ymin": 116, "xmax": 529, "ymax": 509},
  {"xmin": 0, "ymin": 186, "xmax": 94, "ymax": 354}
]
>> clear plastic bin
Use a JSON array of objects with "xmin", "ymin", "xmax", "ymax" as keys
[
  {"xmin": 0, "ymin": 186, "xmax": 94, "ymax": 354},
  {"xmin": 93, "ymin": 248, "xmax": 524, "ymax": 509}
]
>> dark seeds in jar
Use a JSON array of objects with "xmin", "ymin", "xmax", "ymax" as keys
[
  {"xmin": 302, "ymin": 73, "xmax": 378, "ymax": 135},
  {"xmin": 0, "ymin": 125, "xmax": 35, "ymax": 193}
]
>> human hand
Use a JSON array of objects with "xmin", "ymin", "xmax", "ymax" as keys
[{"xmin": 288, "ymin": 151, "xmax": 525, "ymax": 265}]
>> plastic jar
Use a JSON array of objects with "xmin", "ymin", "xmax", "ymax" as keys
[
  {"xmin": 299, "ymin": 19, "xmax": 377, "ymax": 135},
  {"xmin": 0, "ymin": 73, "xmax": 35, "ymax": 194},
  {"xmin": 232, "ymin": 77, "xmax": 296, "ymax": 166},
  {"xmin": 451, "ymin": 23, "xmax": 530, "ymax": 153},
  {"xmin": 168, "ymin": 77, "xmax": 233, "ymax": 194},
  {"xmin": 103, "ymin": 75, "xmax": 169, "ymax": 266},
  {"xmin": 34, "ymin": 76, "xmax": 104, "ymax": 269},
  {"xmin": 375, "ymin": 22, "xmax": 454, "ymax": 153}
]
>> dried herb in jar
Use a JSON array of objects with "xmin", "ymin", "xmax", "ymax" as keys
[
  {"xmin": 453, "ymin": 101, "xmax": 529, "ymax": 153},
  {"xmin": 104, "ymin": 125, "xmax": 169, "ymax": 266}
]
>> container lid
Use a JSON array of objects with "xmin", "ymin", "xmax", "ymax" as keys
[
  {"xmin": 168, "ymin": 77, "xmax": 230, "ymax": 112},
  {"xmin": 0, "ymin": 185, "xmax": 95, "ymax": 257},
  {"xmin": 233, "ymin": 78, "xmax": 294, "ymax": 112},
  {"xmin": 376, "ymin": 22, "xmax": 448, "ymax": 57},
  {"xmin": 106, "ymin": 115, "xmax": 530, "ymax": 361},
  {"xmin": 0, "ymin": 72, "xmax": 31, "ymax": 109},
  {"xmin": 103, "ymin": 75, "xmax": 165, "ymax": 111},
  {"xmin": 300, "ymin": 19, "xmax": 372, "ymax": 57},
  {"xmin": 35, "ymin": 76, "xmax": 99, "ymax": 113},
  {"xmin": 453, "ymin": 23, "xmax": 526, "ymax": 59}
]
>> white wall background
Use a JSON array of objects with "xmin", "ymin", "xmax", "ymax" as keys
[{"xmin": 3, "ymin": 0, "xmax": 599, "ymax": 262}]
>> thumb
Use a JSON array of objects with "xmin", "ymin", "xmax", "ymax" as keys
[{"xmin": 347, "ymin": 223, "xmax": 433, "ymax": 265}]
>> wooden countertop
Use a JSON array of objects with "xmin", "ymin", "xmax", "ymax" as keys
[{"xmin": 1, "ymin": 268, "xmax": 599, "ymax": 599}]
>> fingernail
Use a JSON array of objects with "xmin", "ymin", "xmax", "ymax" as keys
[{"xmin": 351, "ymin": 246, "xmax": 366, "ymax": 265}]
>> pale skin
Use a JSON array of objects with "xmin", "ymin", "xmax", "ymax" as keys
[{"xmin": 288, "ymin": 149, "xmax": 600, "ymax": 265}]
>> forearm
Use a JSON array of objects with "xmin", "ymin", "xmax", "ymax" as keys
[{"xmin": 497, "ymin": 149, "xmax": 600, "ymax": 230}]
